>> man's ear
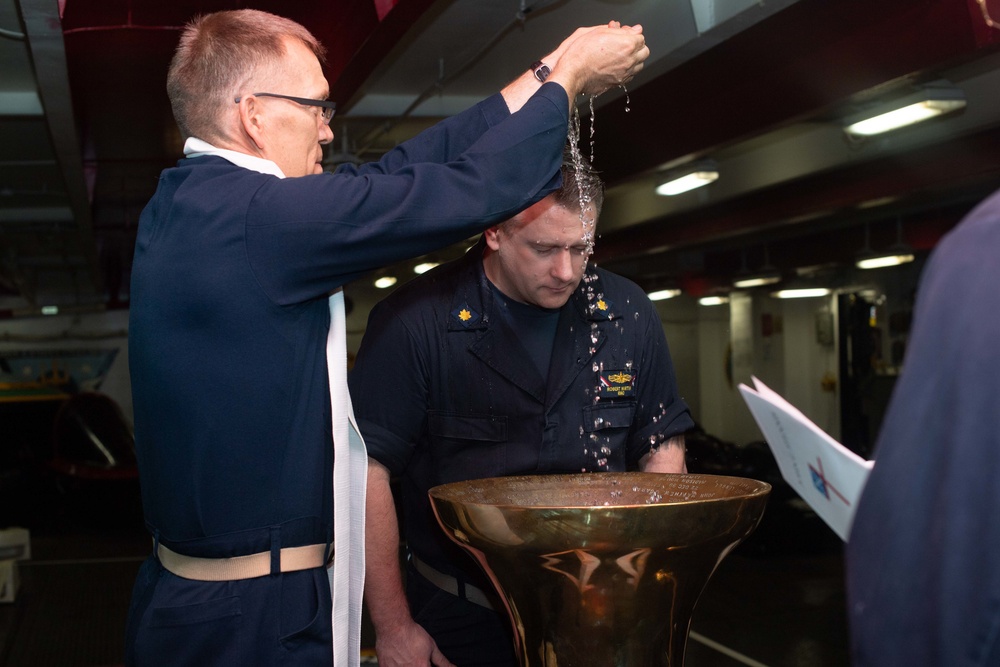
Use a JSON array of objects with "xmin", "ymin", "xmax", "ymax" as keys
[
  {"xmin": 484, "ymin": 225, "xmax": 503, "ymax": 251},
  {"xmin": 237, "ymin": 96, "xmax": 266, "ymax": 150}
]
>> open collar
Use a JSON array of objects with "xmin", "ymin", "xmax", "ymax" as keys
[
  {"xmin": 182, "ymin": 137, "xmax": 286, "ymax": 179},
  {"xmin": 444, "ymin": 242, "xmax": 621, "ymax": 407}
]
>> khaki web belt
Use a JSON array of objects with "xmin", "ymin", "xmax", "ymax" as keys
[
  {"xmin": 157, "ymin": 542, "xmax": 329, "ymax": 581},
  {"xmin": 411, "ymin": 553, "xmax": 495, "ymax": 610}
]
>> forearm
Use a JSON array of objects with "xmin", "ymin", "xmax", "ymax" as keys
[
  {"xmin": 639, "ymin": 435, "xmax": 687, "ymax": 474},
  {"xmin": 500, "ymin": 26, "xmax": 581, "ymax": 113},
  {"xmin": 364, "ymin": 459, "xmax": 412, "ymax": 633},
  {"xmin": 365, "ymin": 459, "xmax": 455, "ymax": 667},
  {"xmin": 501, "ymin": 68, "xmax": 547, "ymax": 114}
]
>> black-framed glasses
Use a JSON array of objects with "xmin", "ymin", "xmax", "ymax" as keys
[{"xmin": 234, "ymin": 92, "xmax": 336, "ymax": 124}]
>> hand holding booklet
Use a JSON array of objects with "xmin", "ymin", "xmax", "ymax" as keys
[{"xmin": 738, "ymin": 377, "xmax": 873, "ymax": 541}]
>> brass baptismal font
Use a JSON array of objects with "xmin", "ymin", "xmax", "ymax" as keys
[{"xmin": 429, "ymin": 472, "xmax": 771, "ymax": 666}]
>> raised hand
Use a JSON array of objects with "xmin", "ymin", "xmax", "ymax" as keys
[{"xmin": 547, "ymin": 23, "xmax": 650, "ymax": 98}]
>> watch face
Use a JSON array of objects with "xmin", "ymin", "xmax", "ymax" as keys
[{"xmin": 534, "ymin": 63, "xmax": 551, "ymax": 83}]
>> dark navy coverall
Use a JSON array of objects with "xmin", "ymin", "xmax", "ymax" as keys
[
  {"xmin": 847, "ymin": 185, "xmax": 1000, "ymax": 666},
  {"xmin": 350, "ymin": 243, "xmax": 693, "ymax": 665},
  {"xmin": 126, "ymin": 84, "xmax": 569, "ymax": 666}
]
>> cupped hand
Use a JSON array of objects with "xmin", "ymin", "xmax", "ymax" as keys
[{"xmin": 551, "ymin": 23, "xmax": 650, "ymax": 98}]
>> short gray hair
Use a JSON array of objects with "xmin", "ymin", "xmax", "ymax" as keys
[{"xmin": 166, "ymin": 9, "xmax": 325, "ymax": 142}]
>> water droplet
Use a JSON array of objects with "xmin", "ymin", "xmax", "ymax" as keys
[
  {"xmin": 566, "ymin": 105, "xmax": 597, "ymax": 257},
  {"xmin": 588, "ymin": 95, "xmax": 597, "ymax": 165}
]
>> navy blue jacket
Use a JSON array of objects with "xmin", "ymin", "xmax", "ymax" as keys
[
  {"xmin": 846, "ymin": 187, "xmax": 1000, "ymax": 665},
  {"xmin": 129, "ymin": 84, "xmax": 568, "ymax": 559},
  {"xmin": 350, "ymin": 243, "xmax": 693, "ymax": 584}
]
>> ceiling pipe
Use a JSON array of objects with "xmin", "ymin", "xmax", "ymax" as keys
[
  {"xmin": 356, "ymin": 0, "xmax": 569, "ymax": 155},
  {"xmin": 18, "ymin": 0, "xmax": 105, "ymax": 305}
]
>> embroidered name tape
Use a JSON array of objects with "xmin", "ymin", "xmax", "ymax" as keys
[{"xmin": 598, "ymin": 370, "xmax": 635, "ymax": 398}]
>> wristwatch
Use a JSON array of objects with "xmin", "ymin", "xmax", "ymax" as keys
[{"xmin": 531, "ymin": 60, "xmax": 551, "ymax": 83}]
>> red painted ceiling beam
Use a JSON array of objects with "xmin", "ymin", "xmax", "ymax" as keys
[{"xmin": 60, "ymin": 0, "xmax": 436, "ymax": 105}]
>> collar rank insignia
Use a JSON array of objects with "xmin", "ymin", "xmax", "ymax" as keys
[
  {"xmin": 598, "ymin": 369, "xmax": 636, "ymax": 398},
  {"xmin": 590, "ymin": 297, "xmax": 614, "ymax": 318},
  {"xmin": 451, "ymin": 304, "xmax": 480, "ymax": 327}
]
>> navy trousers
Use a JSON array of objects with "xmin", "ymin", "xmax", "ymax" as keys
[
  {"xmin": 407, "ymin": 561, "xmax": 518, "ymax": 667},
  {"xmin": 125, "ymin": 555, "xmax": 333, "ymax": 666}
]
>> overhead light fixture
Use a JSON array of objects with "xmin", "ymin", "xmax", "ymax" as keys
[
  {"xmin": 655, "ymin": 161, "xmax": 719, "ymax": 196},
  {"xmin": 855, "ymin": 219, "xmax": 915, "ymax": 270},
  {"xmin": 374, "ymin": 276, "xmax": 397, "ymax": 289},
  {"xmin": 733, "ymin": 272, "xmax": 781, "ymax": 289},
  {"xmin": 414, "ymin": 262, "xmax": 439, "ymax": 274},
  {"xmin": 772, "ymin": 287, "xmax": 831, "ymax": 299},
  {"xmin": 856, "ymin": 252, "xmax": 915, "ymax": 270},
  {"xmin": 857, "ymin": 196, "xmax": 898, "ymax": 210},
  {"xmin": 0, "ymin": 92, "xmax": 44, "ymax": 116},
  {"xmin": 647, "ymin": 288, "xmax": 681, "ymax": 301},
  {"xmin": 844, "ymin": 84, "xmax": 966, "ymax": 137},
  {"xmin": 698, "ymin": 296, "xmax": 729, "ymax": 306},
  {"xmin": 732, "ymin": 245, "xmax": 781, "ymax": 288}
]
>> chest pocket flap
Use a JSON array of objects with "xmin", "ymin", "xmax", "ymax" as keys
[
  {"xmin": 427, "ymin": 411, "xmax": 508, "ymax": 442},
  {"xmin": 582, "ymin": 402, "xmax": 636, "ymax": 433}
]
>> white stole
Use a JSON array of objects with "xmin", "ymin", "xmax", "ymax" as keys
[{"xmin": 326, "ymin": 289, "xmax": 368, "ymax": 667}]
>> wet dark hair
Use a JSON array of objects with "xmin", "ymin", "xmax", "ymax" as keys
[{"xmin": 553, "ymin": 146, "xmax": 605, "ymax": 218}]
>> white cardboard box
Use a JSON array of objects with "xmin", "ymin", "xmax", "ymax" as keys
[{"xmin": 0, "ymin": 527, "xmax": 30, "ymax": 603}]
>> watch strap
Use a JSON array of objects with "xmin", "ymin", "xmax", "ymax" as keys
[{"xmin": 531, "ymin": 60, "xmax": 551, "ymax": 83}]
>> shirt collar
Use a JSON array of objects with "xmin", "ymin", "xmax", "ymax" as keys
[{"xmin": 182, "ymin": 137, "xmax": 286, "ymax": 179}]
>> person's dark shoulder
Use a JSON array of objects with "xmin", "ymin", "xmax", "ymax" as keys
[
  {"xmin": 935, "ymin": 187, "xmax": 1000, "ymax": 265},
  {"xmin": 171, "ymin": 155, "xmax": 250, "ymax": 177},
  {"xmin": 169, "ymin": 156, "xmax": 270, "ymax": 192},
  {"xmin": 370, "ymin": 253, "xmax": 478, "ymax": 323},
  {"xmin": 591, "ymin": 266, "xmax": 652, "ymax": 311}
]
